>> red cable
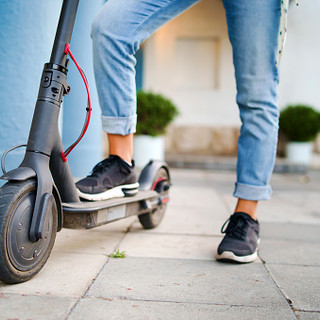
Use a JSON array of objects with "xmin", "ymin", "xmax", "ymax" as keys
[{"xmin": 61, "ymin": 43, "xmax": 92, "ymax": 162}]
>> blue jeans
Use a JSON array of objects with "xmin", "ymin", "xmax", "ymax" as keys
[{"xmin": 91, "ymin": 0, "xmax": 281, "ymax": 201}]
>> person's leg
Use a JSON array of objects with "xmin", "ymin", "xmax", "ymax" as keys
[
  {"xmin": 77, "ymin": 0, "xmax": 200, "ymax": 200},
  {"xmin": 234, "ymin": 199, "xmax": 258, "ymax": 220},
  {"xmin": 217, "ymin": 0, "xmax": 281, "ymax": 263},
  {"xmin": 108, "ymin": 134, "xmax": 133, "ymax": 164},
  {"xmin": 226, "ymin": 0, "xmax": 281, "ymax": 204},
  {"xmin": 92, "ymin": 0, "xmax": 200, "ymax": 157}
]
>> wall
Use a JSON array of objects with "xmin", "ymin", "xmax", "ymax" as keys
[
  {"xmin": 0, "ymin": 0, "xmax": 62, "ymax": 176},
  {"xmin": 278, "ymin": 0, "xmax": 320, "ymax": 111},
  {"xmin": 0, "ymin": 1, "xmax": 105, "ymax": 182},
  {"xmin": 143, "ymin": 0, "xmax": 238, "ymax": 128}
]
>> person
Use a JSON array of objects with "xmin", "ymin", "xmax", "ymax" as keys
[{"xmin": 76, "ymin": 0, "xmax": 282, "ymax": 263}]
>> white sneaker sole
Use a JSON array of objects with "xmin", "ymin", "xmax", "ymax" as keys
[
  {"xmin": 216, "ymin": 239, "xmax": 260, "ymax": 263},
  {"xmin": 216, "ymin": 250, "xmax": 258, "ymax": 263},
  {"xmin": 77, "ymin": 182, "xmax": 139, "ymax": 201}
]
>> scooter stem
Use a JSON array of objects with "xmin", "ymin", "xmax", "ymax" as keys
[
  {"xmin": 25, "ymin": 0, "xmax": 80, "ymax": 241},
  {"xmin": 50, "ymin": 0, "xmax": 79, "ymax": 66}
]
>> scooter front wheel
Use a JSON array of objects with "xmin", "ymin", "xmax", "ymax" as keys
[{"xmin": 0, "ymin": 180, "xmax": 57, "ymax": 284}]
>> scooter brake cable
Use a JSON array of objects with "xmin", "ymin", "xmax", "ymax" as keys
[
  {"xmin": 61, "ymin": 43, "xmax": 92, "ymax": 162},
  {"xmin": 1, "ymin": 144, "xmax": 27, "ymax": 174}
]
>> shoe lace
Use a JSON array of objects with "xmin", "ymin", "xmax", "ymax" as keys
[
  {"xmin": 89, "ymin": 157, "xmax": 118, "ymax": 178},
  {"xmin": 220, "ymin": 214, "xmax": 250, "ymax": 240}
]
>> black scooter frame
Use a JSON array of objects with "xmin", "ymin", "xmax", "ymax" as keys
[{"xmin": 1, "ymin": 0, "xmax": 169, "ymax": 240}]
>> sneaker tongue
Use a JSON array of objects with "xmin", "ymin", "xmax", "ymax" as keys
[
  {"xmin": 90, "ymin": 157, "xmax": 118, "ymax": 177},
  {"xmin": 225, "ymin": 213, "xmax": 251, "ymax": 240},
  {"xmin": 110, "ymin": 155, "xmax": 133, "ymax": 167},
  {"xmin": 109, "ymin": 154, "xmax": 124, "ymax": 161}
]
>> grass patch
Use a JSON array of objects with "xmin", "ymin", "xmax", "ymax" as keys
[{"xmin": 109, "ymin": 249, "xmax": 126, "ymax": 259}]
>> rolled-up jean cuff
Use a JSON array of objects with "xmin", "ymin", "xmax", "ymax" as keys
[
  {"xmin": 233, "ymin": 182, "xmax": 272, "ymax": 201},
  {"xmin": 101, "ymin": 114, "xmax": 137, "ymax": 135}
]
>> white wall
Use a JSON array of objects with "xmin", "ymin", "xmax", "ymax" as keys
[
  {"xmin": 278, "ymin": 0, "xmax": 320, "ymax": 111},
  {"xmin": 143, "ymin": 0, "xmax": 239, "ymax": 127}
]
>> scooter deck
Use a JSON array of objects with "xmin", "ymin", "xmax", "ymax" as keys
[{"xmin": 62, "ymin": 189, "xmax": 159, "ymax": 229}]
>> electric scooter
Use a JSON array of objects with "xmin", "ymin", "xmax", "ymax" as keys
[{"xmin": 0, "ymin": 0, "xmax": 170, "ymax": 284}]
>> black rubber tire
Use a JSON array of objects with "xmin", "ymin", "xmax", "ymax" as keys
[
  {"xmin": 138, "ymin": 167, "xmax": 169, "ymax": 229},
  {"xmin": 0, "ymin": 180, "xmax": 57, "ymax": 284}
]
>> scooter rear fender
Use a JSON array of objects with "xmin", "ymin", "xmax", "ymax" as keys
[{"xmin": 138, "ymin": 160, "xmax": 170, "ymax": 191}]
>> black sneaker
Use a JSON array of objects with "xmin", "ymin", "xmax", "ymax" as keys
[
  {"xmin": 216, "ymin": 212, "xmax": 260, "ymax": 263},
  {"xmin": 76, "ymin": 155, "xmax": 139, "ymax": 201}
]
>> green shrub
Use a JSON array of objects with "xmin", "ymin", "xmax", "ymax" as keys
[
  {"xmin": 279, "ymin": 105, "xmax": 320, "ymax": 142},
  {"xmin": 136, "ymin": 91, "xmax": 179, "ymax": 137}
]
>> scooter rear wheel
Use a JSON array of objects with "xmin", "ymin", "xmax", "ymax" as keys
[
  {"xmin": 138, "ymin": 167, "xmax": 170, "ymax": 229},
  {"xmin": 0, "ymin": 180, "xmax": 57, "ymax": 284}
]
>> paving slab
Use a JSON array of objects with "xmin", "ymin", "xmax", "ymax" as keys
[
  {"xmin": 272, "ymin": 189, "xmax": 320, "ymax": 211},
  {"xmin": 295, "ymin": 311, "xmax": 320, "ymax": 320},
  {"xmin": 266, "ymin": 264, "xmax": 320, "ymax": 311},
  {"xmin": 120, "ymin": 232, "xmax": 221, "ymax": 260},
  {"xmin": 129, "ymin": 180, "xmax": 229, "ymax": 236},
  {"xmin": 131, "ymin": 204, "xmax": 227, "ymax": 236},
  {"xmin": 0, "ymin": 293, "xmax": 75, "ymax": 320},
  {"xmin": 54, "ymin": 227, "xmax": 126, "ymax": 255},
  {"xmin": 130, "ymin": 179, "xmax": 229, "ymax": 235},
  {"xmin": 260, "ymin": 222, "xmax": 320, "ymax": 242},
  {"xmin": 69, "ymin": 297, "xmax": 296, "ymax": 320},
  {"xmin": 259, "ymin": 239, "xmax": 320, "ymax": 266},
  {"xmin": 258, "ymin": 192, "xmax": 320, "ymax": 225},
  {"xmin": 87, "ymin": 257, "xmax": 286, "ymax": 307},
  {"xmin": 167, "ymin": 186, "xmax": 228, "ymax": 210},
  {"xmin": 0, "ymin": 252, "xmax": 106, "ymax": 298}
]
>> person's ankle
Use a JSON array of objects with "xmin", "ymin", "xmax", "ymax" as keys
[
  {"xmin": 234, "ymin": 199, "xmax": 258, "ymax": 221},
  {"xmin": 107, "ymin": 133, "xmax": 133, "ymax": 163},
  {"xmin": 235, "ymin": 211, "xmax": 257, "ymax": 221}
]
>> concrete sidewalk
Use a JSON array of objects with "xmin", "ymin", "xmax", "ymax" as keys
[{"xmin": 0, "ymin": 168, "xmax": 319, "ymax": 319}]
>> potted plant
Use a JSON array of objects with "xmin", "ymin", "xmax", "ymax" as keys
[
  {"xmin": 133, "ymin": 91, "xmax": 179, "ymax": 168},
  {"xmin": 279, "ymin": 104, "xmax": 320, "ymax": 165}
]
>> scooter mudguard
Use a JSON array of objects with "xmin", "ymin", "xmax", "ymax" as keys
[
  {"xmin": 0, "ymin": 166, "xmax": 36, "ymax": 181},
  {"xmin": 138, "ymin": 160, "xmax": 170, "ymax": 191},
  {"xmin": 0, "ymin": 166, "xmax": 63, "ymax": 233}
]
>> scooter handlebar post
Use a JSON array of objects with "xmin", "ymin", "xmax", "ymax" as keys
[{"xmin": 50, "ymin": 0, "xmax": 79, "ymax": 66}]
